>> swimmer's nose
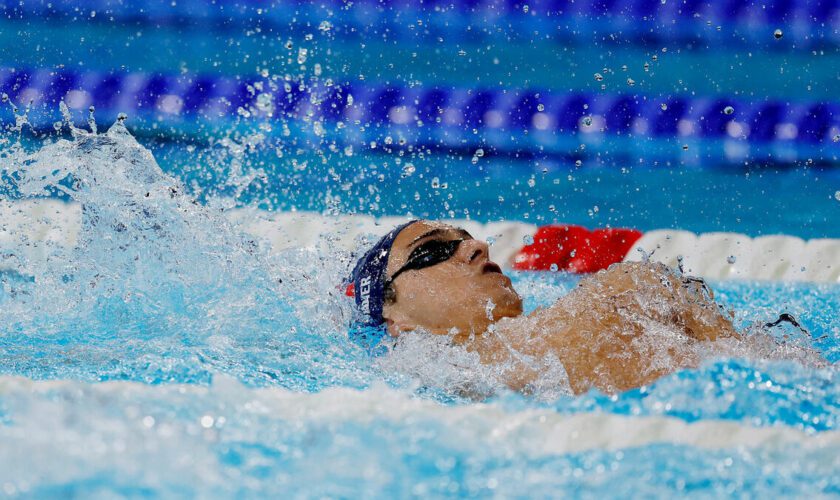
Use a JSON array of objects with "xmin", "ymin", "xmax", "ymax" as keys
[{"xmin": 456, "ymin": 238, "xmax": 490, "ymax": 266}]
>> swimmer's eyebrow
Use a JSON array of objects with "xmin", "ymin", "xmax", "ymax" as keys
[{"xmin": 408, "ymin": 227, "xmax": 471, "ymax": 249}]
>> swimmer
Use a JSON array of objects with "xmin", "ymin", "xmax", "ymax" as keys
[{"xmin": 349, "ymin": 220, "xmax": 743, "ymax": 394}]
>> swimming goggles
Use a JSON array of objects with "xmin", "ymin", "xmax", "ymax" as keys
[{"xmin": 385, "ymin": 238, "xmax": 464, "ymax": 286}]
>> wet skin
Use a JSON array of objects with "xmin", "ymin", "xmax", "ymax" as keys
[
  {"xmin": 383, "ymin": 221, "xmax": 523, "ymax": 338},
  {"xmin": 382, "ymin": 220, "xmax": 740, "ymax": 394}
]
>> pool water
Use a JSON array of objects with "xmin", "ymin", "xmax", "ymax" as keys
[
  {"xmin": 1, "ymin": 1, "xmax": 839, "ymax": 497},
  {"xmin": 151, "ymin": 140, "xmax": 840, "ymax": 239},
  {"xmin": 0, "ymin": 125, "xmax": 837, "ymax": 496}
]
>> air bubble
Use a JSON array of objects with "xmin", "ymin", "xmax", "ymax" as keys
[
  {"xmin": 594, "ymin": 73, "xmax": 604, "ymax": 82},
  {"xmin": 834, "ymin": 190, "xmax": 840, "ymax": 201},
  {"xmin": 727, "ymin": 255, "xmax": 737, "ymax": 264},
  {"xmin": 527, "ymin": 178, "xmax": 536, "ymax": 188},
  {"xmin": 660, "ymin": 103, "xmax": 668, "ymax": 111},
  {"xmin": 537, "ymin": 103, "xmax": 545, "ymax": 112},
  {"xmin": 773, "ymin": 29, "xmax": 783, "ymax": 39},
  {"xmin": 431, "ymin": 177, "xmax": 440, "ymax": 189},
  {"xmin": 549, "ymin": 263, "xmax": 559, "ymax": 272},
  {"xmin": 723, "ymin": 106, "xmax": 734, "ymax": 115},
  {"xmin": 575, "ymin": 160, "xmax": 582, "ymax": 167},
  {"xmin": 523, "ymin": 234, "xmax": 534, "ymax": 245}
]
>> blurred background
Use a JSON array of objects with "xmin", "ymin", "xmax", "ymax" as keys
[{"xmin": 1, "ymin": 0, "xmax": 838, "ymax": 237}]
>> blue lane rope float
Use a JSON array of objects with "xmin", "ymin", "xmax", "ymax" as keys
[
  {"xmin": 2, "ymin": 0, "xmax": 838, "ymax": 46},
  {"xmin": 1, "ymin": 67, "xmax": 837, "ymax": 160}
]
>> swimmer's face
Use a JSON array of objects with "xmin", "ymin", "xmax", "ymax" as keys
[{"xmin": 382, "ymin": 220, "xmax": 523, "ymax": 338}]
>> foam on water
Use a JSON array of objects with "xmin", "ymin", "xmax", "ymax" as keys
[
  {"xmin": 0, "ymin": 117, "xmax": 374, "ymax": 389},
  {"xmin": 0, "ymin": 120, "xmax": 838, "ymax": 495},
  {"xmin": 0, "ymin": 375, "xmax": 838, "ymax": 497}
]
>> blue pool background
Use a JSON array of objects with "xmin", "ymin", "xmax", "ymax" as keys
[
  {"xmin": 0, "ymin": 0, "xmax": 838, "ymax": 497},
  {"xmin": 1, "ymin": 0, "xmax": 838, "ymax": 239}
]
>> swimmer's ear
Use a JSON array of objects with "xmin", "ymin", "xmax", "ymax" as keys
[{"xmin": 383, "ymin": 307, "xmax": 415, "ymax": 337}]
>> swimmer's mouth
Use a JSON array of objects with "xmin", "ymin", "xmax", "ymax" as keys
[{"xmin": 482, "ymin": 262, "xmax": 503, "ymax": 274}]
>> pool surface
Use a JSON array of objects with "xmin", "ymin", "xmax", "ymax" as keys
[{"xmin": 0, "ymin": 1, "xmax": 838, "ymax": 497}]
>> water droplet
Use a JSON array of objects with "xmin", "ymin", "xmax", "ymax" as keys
[
  {"xmin": 318, "ymin": 20, "xmax": 332, "ymax": 32},
  {"xmin": 583, "ymin": 116, "xmax": 592, "ymax": 126},
  {"xmin": 431, "ymin": 177, "xmax": 440, "ymax": 188},
  {"xmin": 773, "ymin": 29, "xmax": 783, "ymax": 39},
  {"xmin": 402, "ymin": 163, "xmax": 416, "ymax": 176},
  {"xmin": 475, "ymin": 148, "xmax": 485, "ymax": 157},
  {"xmin": 833, "ymin": 134, "xmax": 839, "ymax": 143},
  {"xmin": 626, "ymin": 78, "xmax": 636, "ymax": 87},
  {"xmin": 527, "ymin": 178, "xmax": 536, "ymax": 187},
  {"xmin": 726, "ymin": 255, "xmax": 737, "ymax": 264},
  {"xmin": 297, "ymin": 48, "xmax": 308, "ymax": 64},
  {"xmin": 834, "ymin": 190, "xmax": 840, "ymax": 201},
  {"xmin": 537, "ymin": 103, "xmax": 545, "ymax": 112},
  {"xmin": 549, "ymin": 263, "xmax": 559, "ymax": 272},
  {"xmin": 575, "ymin": 160, "xmax": 582, "ymax": 167},
  {"xmin": 200, "ymin": 415, "xmax": 215, "ymax": 428},
  {"xmin": 682, "ymin": 144, "xmax": 689, "ymax": 151},
  {"xmin": 723, "ymin": 105, "xmax": 734, "ymax": 115},
  {"xmin": 660, "ymin": 103, "xmax": 668, "ymax": 111},
  {"xmin": 523, "ymin": 234, "xmax": 534, "ymax": 245},
  {"xmin": 594, "ymin": 73, "xmax": 604, "ymax": 82}
]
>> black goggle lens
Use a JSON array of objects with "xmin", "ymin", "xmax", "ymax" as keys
[{"xmin": 388, "ymin": 238, "xmax": 463, "ymax": 284}]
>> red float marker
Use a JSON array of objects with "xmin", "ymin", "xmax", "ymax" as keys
[{"xmin": 512, "ymin": 225, "xmax": 643, "ymax": 273}]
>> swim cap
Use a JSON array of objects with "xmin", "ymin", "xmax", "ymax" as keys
[{"xmin": 347, "ymin": 220, "xmax": 417, "ymax": 329}]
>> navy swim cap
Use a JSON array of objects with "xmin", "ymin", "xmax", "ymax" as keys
[{"xmin": 348, "ymin": 220, "xmax": 418, "ymax": 329}]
